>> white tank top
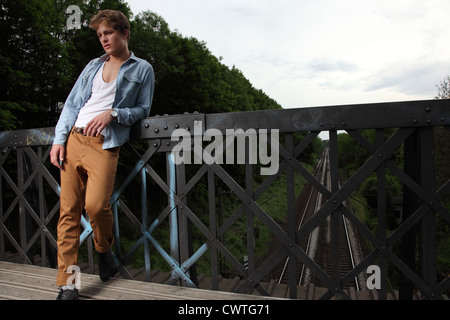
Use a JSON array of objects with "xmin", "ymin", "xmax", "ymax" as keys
[{"xmin": 75, "ymin": 61, "xmax": 117, "ymax": 131}]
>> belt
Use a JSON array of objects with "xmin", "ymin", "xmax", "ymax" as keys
[{"xmin": 73, "ymin": 127, "xmax": 86, "ymax": 136}]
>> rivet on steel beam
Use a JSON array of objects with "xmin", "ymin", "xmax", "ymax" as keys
[
  {"xmin": 144, "ymin": 123, "xmax": 150, "ymax": 129},
  {"xmin": 154, "ymin": 128, "xmax": 159, "ymax": 133},
  {"xmin": 164, "ymin": 126, "xmax": 168, "ymax": 130},
  {"xmin": 425, "ymin": 107, "xmax": 431, "ymax": 112},
  {"xmin": 175, "ymin": 124, "xmax": 179, "ymax": 129},
  {"xmin": 153, "ymin": 142, "xmax": 158, "ymax": 147},
  {"xmin": 413, "ymin": 119, "xmax": 418, "ymax": 124}
]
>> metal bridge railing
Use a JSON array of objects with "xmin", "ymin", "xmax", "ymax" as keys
[{"xmin": 0, "ymin": 99, "xmax": 449, "ymax": 299}]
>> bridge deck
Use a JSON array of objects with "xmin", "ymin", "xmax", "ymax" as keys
[
  {"xmin": 1, "ymin": 259, "xmax": 418, "ymax": 300},
  {"xmin": 0, "ymin": 261, "xmax": 281, "ymax": 300}
]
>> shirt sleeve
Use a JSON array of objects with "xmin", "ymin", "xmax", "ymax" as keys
[{"xmin": 53, "ymin": 60, "xmax": 96, "ymax": 145}]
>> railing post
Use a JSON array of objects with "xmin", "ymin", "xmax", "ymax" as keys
[
  {"xmin": 17, "ymin": 149, "xmax": 32, "ymax": 264},
  {"xmin": 376, "ymin": 129, "xmax": 387, "ymax": 300},
  {"xmin": 141, "ymin": 165, "xmax": 151, "ymax": 281},
  {"xmin": 418, "ymin": 127, "xmax": 437, "ymax": 299},
  {"xmin": 167, "ymin": 152, "xmax": 198, "ymax": 286},
  {"xmin": 286, "ymin": 133, "xmax": 296, "ymax": 299},
  {"xmin": 400, "ymin": 129, "xmax": 419, "ymax": 300},
  {"xmin": 167, "ymin": 152, "xmax": 180, "ymax": 283},
  {"xmin": 329, "ymin": 130, "xmax": 341, "ymax": 290}
]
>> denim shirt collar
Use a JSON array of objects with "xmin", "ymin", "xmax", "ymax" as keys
[{"xmin": 97, "ymin": 51, "xmax": 138, "ymax": 64}]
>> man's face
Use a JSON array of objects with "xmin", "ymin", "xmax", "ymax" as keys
[{"xmin": 96, "ymin": 22, "xmax": 128, "ymax": 56}]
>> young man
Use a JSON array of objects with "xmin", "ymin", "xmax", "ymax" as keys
[{"xmin": 50, "ymin": 10, "xmax": 155, "ymax": 300}]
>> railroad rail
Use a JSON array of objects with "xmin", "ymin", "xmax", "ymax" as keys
[
  {"xmin": 1, "ymin": 99, "xmax": 449, "ymax": 300},
  {"xmin": 276, "ymin": 148, "xmax": 365, "ymax": 291},
  {"xmin": 276, "ymin": 148, "xmax": 329, "ymax": 286}
]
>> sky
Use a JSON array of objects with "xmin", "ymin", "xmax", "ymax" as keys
[{"xmin": 126, "ymin": 0, "xmax": 450, "ymax": 109}]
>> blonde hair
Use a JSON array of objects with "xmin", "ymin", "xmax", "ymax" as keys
[{"xmin": 89, "ymin": 9, "xmax": 130, "ymax": 40}]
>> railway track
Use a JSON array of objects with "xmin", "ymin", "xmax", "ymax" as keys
[{"xmin": 274, "ymin": 148, "xmax": 362, "ymax": 291}]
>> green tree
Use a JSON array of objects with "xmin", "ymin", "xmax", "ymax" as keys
[
  {"xmin": 130, "ymin": 11, "xmax": 282, "ymax": 116},
  {"xmin": 435, "ymin": 75, "xmax": 450, "ymax": 99},
  {"xmin": 0, "ymin": 0, "xmax": 70, "ymax": 130}
]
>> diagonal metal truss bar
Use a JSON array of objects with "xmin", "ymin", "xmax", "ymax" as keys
[
  {"xmin": 384, "ymin": 248, "xmax": 442, "ymax": 299},
  {"xmin": 296, "ymin": 127, "xmax": 415, "ymax": 240},
  {"xmin": 13, "ymin": 178, "xmax": 57, "ymax": 249},
  {"xmin": 0, "ymin": 221, "xmax": 33, "ymax": 264},
  {"xmin": 235, "ymin": 246, "xmax": 288, "ymax": 295},
  {"xmin": 111, "ymin": 142, "xmax": 159, "ymax": 204},
  {"xmin": 22, "ymin": 147, "xmax": 61, "ymax": 196},
  {"xmin": 205, "ymin": 160, "xmax": 344, "ymax": 296},
  {"xmin": 143, "ymin": 230, "xmax": 198, "ymax": 287},
  {"xmin": 0, "ymin": 166, "xmax": 21, "ymax": 199},
  {"xmin": 386, "ymin": 161, "xmax": 450, "ymax": 223},
  {"xmin": 113, "ymin": 147, "xmax": 214, "ymax": 281},
  {"xmin": 171, "ymin": 194, "xmax": 248, "ymax": 276},
  {"xmin": 434, "ymin": 277, "xmax": 450, "ymax": 296},
  {"xmin": 341, "ymin": 250, "xmax": 379, "ymax": 288},
  {"xmin": 254, "ymin": 131, "xmax": 321, "ymax": 199},
  {"xmin": 215, "ymin": 131, "xmax": 323, "ymax": 240},
  {"xmin": 340, "ymin": 127, "xmax": 449, "ymax": 299},
  {"xmin": 346, "ymin": 128, "xmax": 450, "ymax": 223},
  {"xmin": 278, "ymin": 143, "xmax": 331, "ymax": 198}
]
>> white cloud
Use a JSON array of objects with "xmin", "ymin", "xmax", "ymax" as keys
[{"xmin": 127, "ymin": 0, "xmax": 450, "ymax": 108}]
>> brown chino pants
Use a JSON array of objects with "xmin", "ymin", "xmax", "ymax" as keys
[{"xmin": 56, "ymin": 128, "xmax": 120, "ymax": 286}]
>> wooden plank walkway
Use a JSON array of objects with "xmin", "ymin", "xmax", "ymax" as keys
[
  {"xmin": 0, "ymin": 261, "xmax": 282, "ymax": 300},
  {"xmin": 2, "ymin": 258, "xmax": 432, "ymax": 300}
]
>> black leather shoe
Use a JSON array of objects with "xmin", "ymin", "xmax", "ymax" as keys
[
  {"xmin": 98, "ymin": 250, "xmax": 116, "ymax": 282},
  {"xmin": 56, "ymin": 288, "xmax": 79, "ymax": 300}
]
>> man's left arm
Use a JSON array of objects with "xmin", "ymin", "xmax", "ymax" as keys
[{"xmin": 115, "ymin": 63, "xmax": 155, "ymax": 126}]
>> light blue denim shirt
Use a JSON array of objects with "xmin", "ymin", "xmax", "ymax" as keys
[{"xmin": 53, "ymin": 52, "xmax": 155, "ymax": 149}]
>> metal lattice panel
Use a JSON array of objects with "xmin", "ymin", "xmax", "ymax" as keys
[{"xmin": 1, "ymin": 99, "xmax": 449, "ymax": 299}]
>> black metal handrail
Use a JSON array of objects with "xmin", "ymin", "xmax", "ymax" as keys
[{"xmin": 0, "ymin": 99, "xmax": 449, "ymax": 299}]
